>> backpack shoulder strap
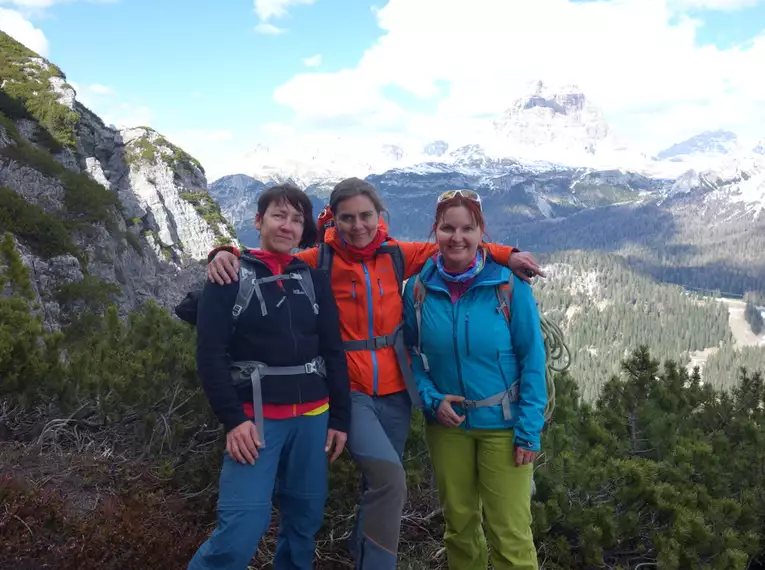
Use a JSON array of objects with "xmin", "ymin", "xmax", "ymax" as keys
[
  {"xmin": 317, "ymin": 242, "xmax": 334, "ymax": 275},
  {"xmin": 376, "ymin": 243, "xmax": 405, "ymax": 295},
  {"xmin": 495, "ymin": 274, "xmax": 515, "ymax": 325},
  {"xmin": 232, "ymin": 256, "xmax": 260, "ymax": 321},
  {"xmin": 294, "ymin": 267, "xmax": 319, "ymax": 315},
  {"xmin": 412, "ymin": 273, "xmax": 430, "ymax": 372}
]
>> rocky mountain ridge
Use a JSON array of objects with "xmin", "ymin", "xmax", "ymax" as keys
[{"xmin": 0, "ymin": 31, "xmax": 233, "ymax": 329}]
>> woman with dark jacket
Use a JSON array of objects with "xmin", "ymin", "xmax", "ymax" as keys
[{"xmin": 187, "ymin": 184, "xmax": 351, "ymax": 570}]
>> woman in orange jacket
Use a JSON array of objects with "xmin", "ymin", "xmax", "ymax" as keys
[{"xmin": 206, "ymin": 177, "xmax": 544, "ymax": 570}]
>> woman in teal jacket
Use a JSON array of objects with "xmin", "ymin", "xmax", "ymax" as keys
[{"xmin": 403, "ymin": 190, "xmax": 546, "ymax": 570}]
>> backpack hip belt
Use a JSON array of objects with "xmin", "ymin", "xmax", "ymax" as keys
[
  {"xmin": 343, "ymin": 323, "xmax": 421, "ymax": 407},
  {"xmin": 229, "ymin": 356, "xmax": 326, "ymax": 446},
  {"xmin": 462, "ymin": 381, "xmax": 520, "ymax": 421}
]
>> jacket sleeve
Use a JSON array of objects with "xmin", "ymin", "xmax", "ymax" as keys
[
  {"xmin": 196, "ymin": 279, "xmax": 249, "ymax": 433},
  {"xmin": 313, "ymin": 268, "xmax": 351, "ymax": 433},
  {"xmin": 294, "ymin": 246, "xmax": 320, "ymax": 268},
  {"xmin": 397, "ymin": 241, "xmax": 439, "ymax": 279},
  {"xmin": 484, "ymin": 243, "xmax": 519, "ymax": 267},
  {"xmin": 207, "ymin": 244, "xmax": 240, "ymax": 263},
  {"xmin": 508, "ymin": 276, "xmax": 547, "ymax": 451},
  {"xmin": 403, "ymin": 278, "xmax": 444, "ymax": 417}
]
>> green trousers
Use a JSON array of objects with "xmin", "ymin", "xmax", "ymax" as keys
[{"xmin": 425, "ymin": 423, "xmax": 538, "ymax": 570}]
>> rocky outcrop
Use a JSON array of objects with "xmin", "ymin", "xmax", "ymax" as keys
[{"xmin": 0, "ymin": 31, "xmax": 228, "ymax": 329}]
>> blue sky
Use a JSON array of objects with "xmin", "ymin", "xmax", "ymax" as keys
[{"xmin": 1, "ymin": 0, "xmax": 764, "ymax": 179}]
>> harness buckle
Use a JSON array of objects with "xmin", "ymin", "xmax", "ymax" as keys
[{"xmin": 304, "ymin": 360, "xmax": 318, "ymax": 374}]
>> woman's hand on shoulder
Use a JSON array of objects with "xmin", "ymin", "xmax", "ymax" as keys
[
  {"xmin": 209, "ymin": 251, "xmax": 240, "ymax": 285},
  {"xmin": 508, "ymin": 251, "xmax": 546, "ymax": 283}
]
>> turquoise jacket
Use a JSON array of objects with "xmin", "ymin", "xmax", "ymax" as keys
[{"xmin": 403, "ymin": 255, "xmax": 547, "ymax": 450}]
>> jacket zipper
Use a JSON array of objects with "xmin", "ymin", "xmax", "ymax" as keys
[
  {"xmin": 362, "ymin": 262, "xmax": 379, "ymax": 395},
  {"xmin": 284, "ymin": 294, "xmax": 303, "ymax": 404},
  {"xmin": 452, "ymin": 301, "xmax": 470, "ymax": 430},
  {"xmin": 465, "ymin": 313, "xmax": 470, "ymax": 357},
  {"xmin": 351, "ymin": 279, "xmax": 356, "ymax": 299},
  {"xmin": 377, "ymin": 278, "xmax": 383, "ymax": 297}
]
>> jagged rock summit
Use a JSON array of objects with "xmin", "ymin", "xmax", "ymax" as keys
[
  {"xmin": 490, "ymin": 81, "xmax": 637, "ymax": 165},
  {"xmin": 0, "ymin": 31, "xmax": 235, "ymax": 329}
]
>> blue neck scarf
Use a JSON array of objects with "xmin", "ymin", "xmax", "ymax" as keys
[{"xmin": 436, "ymin": 249, "xmax": 485, "ymax": 283}]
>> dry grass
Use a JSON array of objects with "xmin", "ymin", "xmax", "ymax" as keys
[{"xmin": 0, "ymin": 406, "xmax": 449, "ymax": 570}]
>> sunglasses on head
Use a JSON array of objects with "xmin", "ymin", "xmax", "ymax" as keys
[{"xmin": 437, "ymin": 189, "xmax": 482, "ymax": 210}]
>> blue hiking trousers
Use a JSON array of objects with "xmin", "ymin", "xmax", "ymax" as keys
[{"xmin": 188, "ymin": 412, "xmax": 329, "ymax": 570}]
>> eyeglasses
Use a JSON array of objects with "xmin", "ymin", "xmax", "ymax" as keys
[{"xmin": 437, "ymin": 189, "xmax": 482, "ymax": 210}]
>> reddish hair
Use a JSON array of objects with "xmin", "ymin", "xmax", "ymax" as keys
[{"xmin": 431, "ymin": 195, "xmax": 487, "ymax": 239}]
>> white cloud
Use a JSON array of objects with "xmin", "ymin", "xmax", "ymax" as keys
[
  {"xmin": 0, "ymin": 0, "xmax": 59, "ymax": 8},
  {"xmin": 90, "ymin": 101, "xmax": 154, "ymax": 130},
  {"xmin": 0, "ymin": 8, "xmax": 48, "ymax": 55},
  {"xmin": 88, "ymin": 83, "xmax": 114, "ymax": 95},
  {"xmin": 254, "ymin": 22, "xmax": 285, "ymax": 34},
  {"xmin": 669, "ymin": 0, "xmax": 764, "ymax": 10},
  {"xmin": 166, "ymin": 129, "xmax": 248, "ymax": 181},
  {"xmin": 269, "ymin": 0, "xmax": 765, "ymax": 153},
  {"xmin": 253, "ymin": 0, "xmax": 315, "ymax": 22},
  {"xmin": 302, "ymin": 53, "xmax": 322, "ymax": 67}
]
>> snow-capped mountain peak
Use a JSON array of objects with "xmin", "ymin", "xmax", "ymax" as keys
[
  {"xmin": 655, "ymin": 130, "xmax": 741, "ymax": 162},
  {"xmin": 489, "ymin": 80, "xmax": 645, "ymax": 171}
]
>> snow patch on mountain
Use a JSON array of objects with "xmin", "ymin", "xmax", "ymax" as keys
[{"xmin": 668, "ymin": 154, "xmax": 765, "ymax": 219}]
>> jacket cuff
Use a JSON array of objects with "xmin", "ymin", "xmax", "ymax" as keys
[
  {"xmin": 514, "ymin": 434, "xmax": 540, "ymax": 452},
  {"xmin": 328, "ymin": 412, "xmax": 349, "ymax": 434},
  {"xmin": 207, "ymin": 245, "xmax": 240, "ymax": 263},
  {"xmin": 221, "ymin": 411, "xmax": 250, "ymax": 434}
]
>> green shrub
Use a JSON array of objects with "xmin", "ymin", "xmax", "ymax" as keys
[
  {"xmin": 124, "ymin": 231, "xmax": 142, "ymax": 254},
  {"xmin": 60, "ymin": 170, "xmax": 118, "ymax": 223},
  {"xmin": 55, "ymin": 275, "xmax": 120, "ymax": 315},
  {"xmin": 0, "ymin": 31, "xmax": 79, "ymax": 150},
  {"xmin": 125, "ymin": 131, "xmax": 205, "ymax": 175},
  {"xmin": 0, "ymin": 131, "xmax": 65, "ymax": 179},
  {"xmin": 0, "ymin": 187, "xmax": 78, "ymax": 258},
  {"xmin": 0, "ymin": 232, "xmax": 34, "ymax": 299}
]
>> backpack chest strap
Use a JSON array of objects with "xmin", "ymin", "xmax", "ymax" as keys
[
  {"xmin": 342, "ymin": 323, "xmax": 421, "ymax": 407},
  {"xmin": 234, "ymin": 271, "xmax": 318, "ymax": 319},
  {"xmin": 342, "ymin": 323, "xmax": 402, "ymax": 352}
]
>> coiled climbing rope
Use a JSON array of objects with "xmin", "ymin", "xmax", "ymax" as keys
[{"xmin": 539, "ymin": 314, "xmax": 571, "ymax": 421}]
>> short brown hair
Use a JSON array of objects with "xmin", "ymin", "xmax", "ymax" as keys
[
  {"xmin": 329, "ymin": 177, "xmax": 385, "ymax": 215},
  {"xmin": 258, "ymin": 184, "xmax": 318, "ymax": 248}
]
